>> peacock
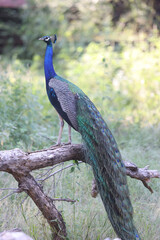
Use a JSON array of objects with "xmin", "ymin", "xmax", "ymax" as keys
[{"xmin": 39, "ymin": 35, "xmax": 141, "ymax": 240}]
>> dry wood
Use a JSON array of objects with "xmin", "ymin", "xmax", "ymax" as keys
[{"xmin": 0, "ymin": 144, "xmax": 160, "ymax": 239}]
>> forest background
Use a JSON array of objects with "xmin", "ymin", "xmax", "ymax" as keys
[{"xmin": 0, "ymin": 0, "xmax": 160, "ymax": 239}]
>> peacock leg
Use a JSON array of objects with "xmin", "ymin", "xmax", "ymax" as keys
[
  {"xmin": 57, "ymin": 114, "xmax": 64, "ymax": 145},
  {"xmin": 67, "ymin": 124, "xmax": 72, "ymax": 144}
]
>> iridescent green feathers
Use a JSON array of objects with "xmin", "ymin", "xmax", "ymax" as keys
[{"xmin": 76, "ymin": 92, "xmax": 139, "ymax": 240}]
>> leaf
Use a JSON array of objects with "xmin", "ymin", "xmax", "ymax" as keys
[{"xmin": 70, "ymin": 167, "xmax": 75, "ymax": 173}]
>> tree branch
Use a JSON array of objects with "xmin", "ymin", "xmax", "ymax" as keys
[
  {"xmin": 0, "ymin": 144, "xmax": 160, "ymax": 239},
  {"xmin": 91, "ymin": 159, "xmax": 160, "ymax": 197},
  {"xmin": 124, "ymin": 161, "xmax": 160, "ymax": 193},
  {"xmin": 0, "ymin": 144, "xmax": 84, "ymax": 174}
]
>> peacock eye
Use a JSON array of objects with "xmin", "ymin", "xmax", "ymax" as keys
[{"xmin": 45, "ymin": 37, "xmax": 50, "ymax": 41}]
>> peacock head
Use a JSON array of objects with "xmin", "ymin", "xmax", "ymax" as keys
[{"xmin": 39, "ymin": 35, "xmax": 57, "ymax": 44}]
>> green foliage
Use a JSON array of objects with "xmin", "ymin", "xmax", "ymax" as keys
[
  {"xmin": 19, "ymin": 0, "xmax": 61, "ymax": 59},
  {"xmin": 1, "ymin": 0, "xmax": 160, "ymax": 59},
  {"xmin": 65, "ymin": 38, "xmax": 160, "ymax": 125},
  {"xmin": 0, "ymin": 59, "xmax": 52, "ymax": 150}
]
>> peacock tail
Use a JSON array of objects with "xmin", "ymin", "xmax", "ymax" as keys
[{"xmin": 76, "ymin": 92, "xmax": 140, "ymax": 240}]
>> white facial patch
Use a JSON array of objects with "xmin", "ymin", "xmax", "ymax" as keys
[{"xmin": 45, "ymin": 37, "xmax": 50, "ymax": 41}]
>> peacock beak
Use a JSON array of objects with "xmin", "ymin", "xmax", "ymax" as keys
[{"xmin": 39, "ymin": 37, "xmax": 44, "ymax": 40}]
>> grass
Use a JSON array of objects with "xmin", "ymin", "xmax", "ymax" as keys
[{"xmin": 0, "ymin": 124, "xmax": 160, "ymax": 240}]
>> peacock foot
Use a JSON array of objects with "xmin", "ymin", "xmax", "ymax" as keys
[
  {"xmin": 49, "ymin": 141, "xmax": 71, "ymax": 149},
  {"xmin": 49, "ymin": 142, "xmax": 62, "ymax": 149}
]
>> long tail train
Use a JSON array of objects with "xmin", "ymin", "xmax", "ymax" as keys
[{"xmin": 76, "ymin": 93, "xmax": 141, "ymax": 240}]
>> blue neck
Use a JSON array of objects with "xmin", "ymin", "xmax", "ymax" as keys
[{"xmin": 44, "ymin": 41, "xmax": 56, "ymax": 83}]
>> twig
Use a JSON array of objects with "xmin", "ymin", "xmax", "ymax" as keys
[
  {"xmin": 55, "ymin": 162, "xmax": 64, "ymax": 188},
  {"xmin": 0, "ymin": 187, "xmax": 24, "ymax": 201},
  {"xmin": 35, "ymin": 163, "xmax": 63, "ymax": 179},
  {"xmin": 0, "ymin": 190, "xmax": 18, "ymax": 201},
  {"xmin": 37, "ymin": 163, "xmax": 74, "ymax": 181},
  {"xmin": 51, "ymin": 198, "xmax": 76, "ymax": 203},
  {"xmin": 141, "ymin": 180, "xmax": 153, "ymax": 193},
  {"xmin": 37, "ymin": 162, "xmax": 83, "ymax": 182},
  {"xmin": 0, "ymin": 188, "xmax": 18, "ymax": 191},
  {"xmin": 20, "ymin": 194, "xmax": 29, "ymax": 205}
]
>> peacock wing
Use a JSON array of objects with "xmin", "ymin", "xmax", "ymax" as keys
[{"xmin": 49, "ymin": 78, "xmax": 78, "ymax": 130}]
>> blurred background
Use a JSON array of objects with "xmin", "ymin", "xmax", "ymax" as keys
[{"xmin": 0, "ymin": 0, "xmax": 160, "ymax": 239}]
